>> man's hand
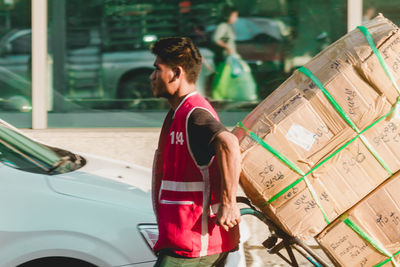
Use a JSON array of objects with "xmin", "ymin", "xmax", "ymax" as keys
[{"xmin": 217, "ymin": 202, "xmax": 241, "ymax": 232}]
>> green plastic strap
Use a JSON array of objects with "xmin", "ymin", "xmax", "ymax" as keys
[
  {"xmin": 298, "ymin": 66, "xmax": 360, "ymax": 133},
  {"xmin": 357, "ymin": 26, "xmax": 400, "ymax": 95},
  {"xmin": 237, "ymin": 122, "xmax": 331, "ymax": 224},
  {"xmin": 303, "ymin": 176, "xmax": 330, "ymax": 224},
  {"xmin": 298, "ymin": 66, "xmax": 392, "ymax": 176},
  {"xmin": 341, "ymin": 215, "xmax": 399, "ymax": 267},
  {"xmin": 238, "ymin": 98, "xmax": 400, "ymax": 216},
  {"xmin": 375, "ymin": 250, "xmax": 400, "ymax": 267},
  {"xmin": 267, "ymin": 99, "xmax": 398, "ymax": 203},
  {"xmin": 237, "ymin": 122, "xmax": 305, "ymax": 176},
  {"xmin": 359, "ymin": 134, "xmax": 392, "ymax": 176},
  {"xmin": 266, "ymin": 177, "xmax": 304, "ymax": 203},
  {"xmin": 266, "ymin": 26, "xmax": 400, "ymax": 203},
  {"xmin": 237, "ymin": 26, "xmax": 400, "ymax": 214},
  {"xmin": 267, "ymin": 132, "xmax": 359, "ymax": 203}
]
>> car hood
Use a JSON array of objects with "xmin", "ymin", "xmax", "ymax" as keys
[
  {"xmin": 47, "ymin": 153, "xmax": 154, "ymax": 214},
  {"xmin": 77, "ymin": 152, "xmax": 152, "ymax": 191}
]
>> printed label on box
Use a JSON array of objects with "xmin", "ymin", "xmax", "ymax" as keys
[{"xmin": 285, "ymin": 123, "xmax": 317, "ymax": 151}]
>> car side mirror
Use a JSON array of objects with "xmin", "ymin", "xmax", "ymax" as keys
[{"xmin": 0, "ymin": 43, "xmax": 11, "ymax": 56}]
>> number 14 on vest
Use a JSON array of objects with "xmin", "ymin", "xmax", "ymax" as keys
[{"xmin": 170, "ymin": 131, "xmax": 184, "ymax": 145}]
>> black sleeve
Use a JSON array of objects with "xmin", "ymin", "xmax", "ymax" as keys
[{"xmin": 187, "ymin": 108, "xmax": 228, "ymax": 166}]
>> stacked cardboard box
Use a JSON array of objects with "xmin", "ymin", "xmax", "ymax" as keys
[
  {"xmin": 233, "ymin": 14, "xmax": 400, "ymax": 241},
  {"xmin": 316, "ymin": 172, "xmax": 400, "ymax": 266}
]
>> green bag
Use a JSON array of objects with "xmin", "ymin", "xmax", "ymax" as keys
[{"xmin": 211, "ymin": 55, "xmax": 258, "ymax": 101}]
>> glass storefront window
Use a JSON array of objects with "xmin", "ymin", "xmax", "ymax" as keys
[
  {"xmin": 0, "ymin": 0, "xmax": 32, "ymax": 127},
  {"xmin": 363, "ymin": 0, "xmax": 400, "ymax": 25},
  {"xmin": 51, "ymin": 0, "xmax": 220, "ymax": 111},
  {"xmin": 1, "ymin": 0, "xmax": 399, "ymax": 128},
  {"xmin": 48, "ymin": 0, "xmax": 346, "ymax": 127}
]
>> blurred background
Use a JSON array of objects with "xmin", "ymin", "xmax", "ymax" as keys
[{"xmin": 0, "ymin": 0, "xmax": 398, "ymax": 128}]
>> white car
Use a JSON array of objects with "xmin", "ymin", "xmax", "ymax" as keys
[{"xmin": 0, "ymin": 119, "xmax": 158, "ymax": 267}]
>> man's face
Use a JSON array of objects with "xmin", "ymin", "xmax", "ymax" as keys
[{"xmin": 150, "ymin": 56, "xmax": 177, "ymax": 99}]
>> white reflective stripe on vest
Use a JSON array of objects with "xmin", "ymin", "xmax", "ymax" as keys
[
  {"xmin": 160, "ymin": 199, "xmax": 194, "ymax": 205},
  {"xmin": 161, "ymin": 180, "xmax": 204, "ymax": 192}
]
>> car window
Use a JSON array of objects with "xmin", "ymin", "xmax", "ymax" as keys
[
  {"xmin": 0, "ymin": 124, "xmax": 84, "ymax": 174},
  {"xmin": 10, "ymin": 33, "xmax": 31, "ymax": 54}
]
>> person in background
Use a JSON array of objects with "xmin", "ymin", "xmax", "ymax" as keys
[
  {"xmin": 150, "ymin": 37, "xmax": 241, "ymax": 266},
  {"xmin": 363, "ymin": 7, "xmax": 376, "ymax": 23},
  {"xmin": 210, "ymin": 5, "xmax": 258, "ymax": 102},
  {"xmin": 212, "ymin": 5, "xmax": 239, "ymax": 65}
]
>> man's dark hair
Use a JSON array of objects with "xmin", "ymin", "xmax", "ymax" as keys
[{"xmin": 151, "ymin": 37, "xmax": 202, "ymax": 84}]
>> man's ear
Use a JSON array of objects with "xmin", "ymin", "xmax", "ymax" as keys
[{"xmin": 171, "ymin": 67, "xmax": 182, "ymax": 82}]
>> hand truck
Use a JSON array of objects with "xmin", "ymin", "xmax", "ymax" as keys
[{"xmin": 238, "ymin": 196, "xmax": 333, "ymax": 267}]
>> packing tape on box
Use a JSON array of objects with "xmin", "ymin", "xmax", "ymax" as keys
[
  {"xmin": 333, "ymin": 29, "xmax": 400, "ymax": 265},
  {"xmin": 340, "ymin": 26, "xmax": 400, "ymax": 267},
  {"xmin": 237, "ymin": 104, "xmax": 397, "ymax": 223},
  {"xmin": 358, "ymin": 26, "xmax": 400, "ymax": 96},
  {"xmin": 298, "ymin": 66, "xmax": 392, "ymax": 176},
  {"xmin": 341, "ymin": 214, "xmax": 400, "ymax": 267},
  {"xmin": 237, "ymin": 68, "xmax": 394, "ymax": 219},
  {"xmin": 358, "ymin": 25, "xmax": 400, "ymax": 120},
  {"xmin": 236, "ymin": 25, "xmax": 400, "ymax": 228},
  {"xmin": 376, "ymin": 252, "xmax": 400, "ymax": 267},
  {"xmin": 236, "ymin": 121, "xmax": 331, "ymax": 224}
]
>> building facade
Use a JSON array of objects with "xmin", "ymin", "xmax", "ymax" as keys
[{"xmin": 0, "ymin": 0, "xmax": 397, "ymax": 128}]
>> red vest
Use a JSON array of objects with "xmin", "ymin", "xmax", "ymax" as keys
[{"xmin": 153, "ymin": 92, "xmax": 240, "ymax": 257}]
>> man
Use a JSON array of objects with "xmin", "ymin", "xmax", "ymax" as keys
[{"xmin": 150, "ymin": 37, "xmax": 241, "ymax": 266}]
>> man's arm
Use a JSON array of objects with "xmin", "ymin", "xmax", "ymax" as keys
[{"xmin": 214, "ymin": 131, "xmax": 242, "ymax": 231}]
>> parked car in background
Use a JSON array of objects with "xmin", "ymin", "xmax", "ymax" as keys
[
  {"xmin": 234, "ymin": 16, "xmax": 292, "ymax": 99},
  {"xmin": 0, "ymin": 28, "xmax": 214, "ymax": 111},
  {"xmin": 205, "ymin": 16, "xmax": 292, "ymax": 100},
  {"xmin": 0, "ymin": 119, "xmax": 158, "ymax": 266},
  {"xmin": 234, "ymin": 16, "xmax": 291, "ymax": 60},
  {"xmin": 0, "ymin": 29, "xmax": 33, "ymax": 112}
]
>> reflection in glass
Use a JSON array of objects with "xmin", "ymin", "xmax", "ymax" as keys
[
  {"xmin": 0, "ymin": 121, "xmax": 84, "ymax": 174},
  {"xmin": 0, "ymin": 0, "xmax": 32, "ymax": 114},
  {"xmin": 2, "ymin": 0, "xmax": 399, "ymax": 127}
]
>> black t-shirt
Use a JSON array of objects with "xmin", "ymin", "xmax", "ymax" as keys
[{"xmin": 187, "ymin": 108, "xmax": 227, "ymax": 166}]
